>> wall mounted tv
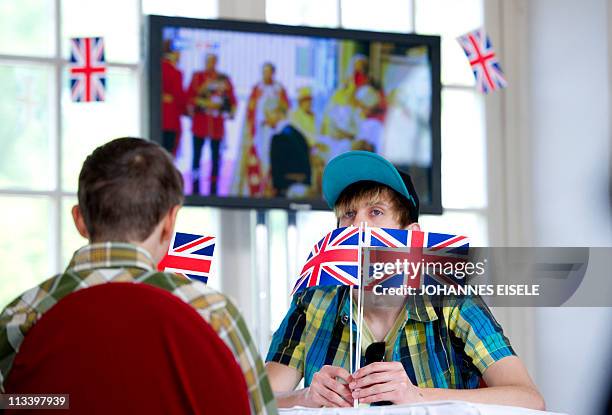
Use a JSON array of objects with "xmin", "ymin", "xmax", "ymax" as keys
[{"xmin": 147, "ymin": 15, "xmax": 441, "ymax": 213}]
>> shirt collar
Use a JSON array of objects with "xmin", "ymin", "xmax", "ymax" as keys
[
  {"xmin": 405, "ymin": 294, "xmax": 438, "ymax": 322},
  {"xmin": 67, "ymin": 242, "xmax": 156, "ymax": 273}
]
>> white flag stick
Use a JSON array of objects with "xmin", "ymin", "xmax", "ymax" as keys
[
  {"xmin": 354, "ymin": 222, "xmax": 368, "ymax": 407},
  {"xmin": 356, "ymin": 222, "xmax": 364, "ymax": 374},
  {"xmin": 349, "ymin": 284, "xmax": 353, "ymax": 375}
]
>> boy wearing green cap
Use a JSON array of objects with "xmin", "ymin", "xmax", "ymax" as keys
[{"xmin": 265, "ymin": 151, "xmax": 544, "ymax": 410}]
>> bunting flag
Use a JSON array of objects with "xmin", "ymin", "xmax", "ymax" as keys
[
  {"xmin": 457, "ymin": 28, "xmax": 507, "ymax": 94},
  {"xmin": 69, "ymin": 37, "xmax": 106, "ymax": 102}
]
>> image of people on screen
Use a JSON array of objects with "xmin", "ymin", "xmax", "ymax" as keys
[
  {"xmin": 160, "ymin": 27, "xmax": 432, "ymax": 202},
  {"xmin": 161, "ymin": 39, "xmax": 187, "ymax": 156},
  {"xmin": 187, "ymin": 53, "xmax": 237, "ymax": 195},
  {"xmin": 239, "ymin": 62, "xmax": 290, "ymax": 196}
]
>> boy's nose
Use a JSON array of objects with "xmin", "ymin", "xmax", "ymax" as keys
[{"xmin": 353, "ymin": 211, "xmax": 368, "ymax": 226}]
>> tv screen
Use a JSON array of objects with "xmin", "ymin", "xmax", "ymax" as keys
[{"xmin": 147, "ymin": 16, "xmax": 441, "ymax": 213}]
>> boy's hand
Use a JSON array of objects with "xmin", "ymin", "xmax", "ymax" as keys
[
  {"xmin": 349, "ymin": 362, "xmax": 425, "ymax": 405},
  {"xmin": 303, "ymin": 365, "xmax": 354, "ymax": 407}
]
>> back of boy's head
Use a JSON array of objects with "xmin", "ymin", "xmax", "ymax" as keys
[
  {"xmin": 77, "ymin": 137, "xmax": 184, "ymax": 242},
  {"xmin": 334, "ymin": 181, "xmax": 418, "ymax": 228}
]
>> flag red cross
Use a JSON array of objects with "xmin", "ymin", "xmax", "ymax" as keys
[
  {"xmin": 467, "ymin": 33, "xmax": 496, "ymax": 92},
  {"xmin": 301, "ymin": 228, "xmax": 360, "ymax": 287},
  {"xmin": 70, "ymin": 38, "xmax": 106, "ymax": 102}
]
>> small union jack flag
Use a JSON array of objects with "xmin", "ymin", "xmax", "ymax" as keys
[
  {"xmin": 158, "ymin": 232, "xmax": 215, "ymax": 284},
  {"xmin": 421, "ymin": 231, "xmax": 470, "ymax": 287},
  {"xmin": 457, "ymin": 28, "xmax": 507, "ymax": 94},
  {"xmin": 291, "ymin": 227, "xmax": 362, "ymax": 295},
  {"xmin": 69, "ymin": 37, "xmax": 106, "ymax": 102},
  {"xmin": 364, "ymin": 227, "xmax": 470, "ymax": 289},
  {"xmin": 367, "ymin": 227, "xmax": 410, "ymax": 248}
]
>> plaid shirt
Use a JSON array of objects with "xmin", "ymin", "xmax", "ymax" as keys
[
  {"xmin": 0, "ymin": 243, "xmax": 277, "ymax": 415},
  {"xmin": 266, "ymin": 286, "xmax": 515, "ymax": 389}
]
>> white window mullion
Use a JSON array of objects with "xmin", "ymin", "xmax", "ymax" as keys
[
  {"xmin": 52, "ymin": 0, "xmax": 64, "ymax": 274},
  {"xmin": 410, "ymin": 0, "xmax": 416, "ymax": 32},
  {"xmin": 137, "ymin": 0, "xmax": 145, "ymax": 137}
]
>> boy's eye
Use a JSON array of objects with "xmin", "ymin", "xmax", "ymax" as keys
[
  {"xmin": 343, "ymin": 211, "xmax": 356, "ymax": 219},
  {"xmin": 370, "ymin": 208, "xmax": 383, "ymax": 216}
]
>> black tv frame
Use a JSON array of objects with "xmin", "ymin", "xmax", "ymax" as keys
[{"xmin": 146, "ymin": 15, "xmax": 442, "ymax": 214}]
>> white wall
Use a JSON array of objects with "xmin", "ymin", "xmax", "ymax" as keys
[
  {"xmin": 528, "ymin": 0, "xmax": 612, "ymax": 414},
  {"xmin": 530, "ymin": 0, "xmax": 612, "ymax": 246},
  {"xmin": 535, "ymin": 308, "xmax": 612, "ymax": 415}
]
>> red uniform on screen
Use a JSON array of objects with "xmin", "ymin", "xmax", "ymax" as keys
[
  {"xmin": 187, "ymin": 69, "xmax": 237, "ymax": 140},
  {"xmin": 187, "ymin": 53, "xmax": 237, "ymax": 195},
  {"xmin": 162, "ymin": 58, "xmax": 186, "ymax": 133}
]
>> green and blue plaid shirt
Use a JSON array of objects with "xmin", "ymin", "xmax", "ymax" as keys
[
  {"xmin": 0, "ymin": 243, "xmax": 277, "ymax": 415},
  {"xmin": 266, "ymin": 286, "xmax": 515, "ymax": 389}
]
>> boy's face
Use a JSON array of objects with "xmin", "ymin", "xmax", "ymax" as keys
[{"xmin": 337, "ymin": 193, "xmax": 403, "ymax": 229}]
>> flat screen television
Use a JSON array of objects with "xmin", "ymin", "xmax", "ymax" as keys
[{"xmin": 147, "ymin": 15, "xmax": 441, "ymax": 213}]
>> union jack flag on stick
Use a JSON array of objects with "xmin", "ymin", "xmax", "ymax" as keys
[
  {"xmin": 158, "ymin": 232, "xmax": 216, "ymax": 284},
  {"xmin": 421, "ymin": 230, "xmax": 470, "ymax": 288},
  {"xmin": 457, "ymin": 28, "xmax": 507, "ymax": 94},
  {"xmin": 290, "ymin": 224, "xmax": 365, "ymax": 380},
  {"xmin": 290, "ymin": 226, "xmax": 362, "ymax": 295},
  {"xmin": 69, "ymin": 37, "xmax": 106, "ymax": 102},
  {"xmin": 364, "ymin": 227, "xmax": 470, "ymax": 289}
]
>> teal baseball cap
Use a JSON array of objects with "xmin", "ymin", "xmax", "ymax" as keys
[{"xmin": 322, "ymin": 151, "xmax": 419, "ymax": 219}]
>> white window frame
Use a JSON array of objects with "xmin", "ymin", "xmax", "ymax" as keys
[{"xmin": 0, "ymin": 0, "xmax": 143, "ymax": 278}]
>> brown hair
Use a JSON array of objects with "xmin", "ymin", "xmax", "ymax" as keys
[
  {"xmin": 334, "ymin": 181, "xmax": 416, "ymax": 228},
  {"xmin": 77, "ymin": 137, "xmax": 184, "ymax": 242}
]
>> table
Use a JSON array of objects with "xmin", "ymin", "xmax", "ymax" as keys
[{"xmin": 280, "ymin": 401, "xmax": 566, "ymax": 415}]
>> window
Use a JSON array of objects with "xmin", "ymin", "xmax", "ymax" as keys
[
  {"xmin": 415, "ymin": 0, "xmax": 482, "ymax": 86},
  {"xmin": 61, "ymin": 0, "xmax": 140, "ymax": 64},
  {"xmin": 0, "ymin": 196, "xmax": 52, "ymax": 308},
  {"xmin": 266, "ymin": 0, "xmax": 339, "ymax": 27},
  {"xmin": 0, "ymin": 63, "xmax": 55, "ymax": 190},
  {"xmin": 0, "ymin": 0, "xmax": 218, "ymax": 309},
  {"xmin": 341, "ymin": 0, "xmax": 413, "ymax": 32},
  {"xmin": 142, "ymin": 0, "xmax": 218, "ymax": 19},
  {"xmin": 0, "ymin": 0, "xmax": 55, "ymax": 57},
  {"xmin": 61, "ymin": 67, "xmax": 140, "ymax": 191}
]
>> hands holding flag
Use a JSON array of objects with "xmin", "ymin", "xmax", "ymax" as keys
[
  {"xmin": 304, "ymin": 365, "xmax": 354, "ymax": 407},
  {"xmin": 349, "ymin": 361, "xmax": 424, "ymax": 405},
  {"xmin": 303, "ymin": 362, "xmax": 425, "ymax": 407}
]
